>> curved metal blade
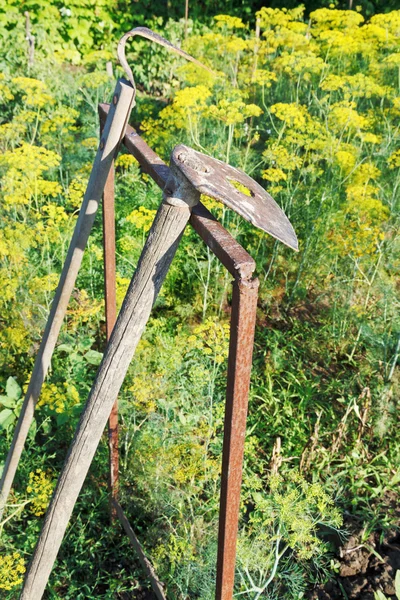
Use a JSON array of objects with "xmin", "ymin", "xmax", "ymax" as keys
[
  {"xmin": 171, "ymin": 145, "xmax": 298, "ymax": 251},
  {"xmin": 117, "ymin": 27, "xmax": 215, "ymax": 95}
]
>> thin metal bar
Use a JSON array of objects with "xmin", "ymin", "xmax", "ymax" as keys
[
  {"xmin": 113, "ymin": 500, "xmax": 167, "ymax": 600},
  {"xmin": 216, "ymin": 277, "xmax": 259, "ymax": 600},
  {"xmin": 98, "ymin": 102, "xmax": 259, "ymax": 597},
  {"xmin": 100, "ymin": 108, "xmax": 119, "ymax": 516},
  {"xmin": 98, "ymin": 104, "xmax": 256, "ymax": 281}
]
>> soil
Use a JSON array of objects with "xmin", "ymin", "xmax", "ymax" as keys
[{"xmin": 307, "ymin": 493, "xmax": 400, "ymax": 600}]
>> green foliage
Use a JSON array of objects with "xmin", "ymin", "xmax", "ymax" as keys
[{"xmin": 0, "ymin": 2, "xmax": 399, "ymax": 599}]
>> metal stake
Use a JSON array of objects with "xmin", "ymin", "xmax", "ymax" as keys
[{"xmin": 100, "ymin": 109, "xmax": 119, "ymax": 516}]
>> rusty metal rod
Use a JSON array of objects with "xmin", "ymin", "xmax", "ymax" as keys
[
  {"xmin": 98, "ymin": 104, "xmax": 256, "ymax": 281},
  {"xmin": 98, "ymin": 102, "xmax": 259, "ymax": 600},
  {"xmin": 216, "ymin": 277, "xmax": 259, "ymax": 600},
  {"xmin": 100, "ymin": 109, "xmax": 119, "ymax": 517}
]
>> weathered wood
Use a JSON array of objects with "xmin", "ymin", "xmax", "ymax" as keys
[
  {"xmin": 113, "ymin": 500, "xmax": 167, "ymax": 600},
  {"xmin": 0, "ymin": 79, "xmax": 135, "ymax": 521},
  {"xmin": 19, "ymin": 182, "xmax": 199, "ymax": 599}
]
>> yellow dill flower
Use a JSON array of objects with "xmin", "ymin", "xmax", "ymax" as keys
[
  {"xmin": 26, "ymin": 469, "xmax": 55, "ymax": 516},
  {"xmin": 0, "ymin": 73, "xmax": 14, "ymax": 102},
  {"xmin": 358, "ymin": 132, "xmax": 382, "ymax": 144},
  {"xmin": 383, "ymin": 52, "xmax": 400, "ymax": 67},
  {"xmin": 321, "ymin": 73, "xmax": 389, "ymax": 98},
  {"xmin": 115, "ymin": 153, "xmax": 138, "ymax": 170},
  {"xmin": 187, "ymin": 318, "xmax": 230, "ymax": 364},
  {"xmin": 0, "ymin": 552, "xmax": 26, "ymax": 591},
  {"xmin": 263, "ymin": 144, "xmax": 303, "ymax": 171},
  {"xmin": 37, "ymin": 382, "xmax": 80, "ymax": 414},
  {"xmin": 126, "ymin": 206, "xmax": 157, "ymax": 232},
  {"xmin": 12, "ymin": 77, "xmax": 54, "ymax": 108},
  {"xmin": 251, "ymin": 69, "xmax": 277, "ymax": 87},
  {"xmin": 388, "ymin": 149, "xmax": 400, "ymax": 169},
  {"xmin": 214, "ymin": 14, "xmax": 246, "ymax": 29},
  {"xmin": 0, "ymin": 143, "xmax": 61, "ymax": 207},
  {"xmin": 67, "ymin": 176, "xmax": 87, "ymax": 209},
  {"xmin": 257, "ymin": 6, "xmax": 305, "ymax": 30},
  {"xmin": 270, "ymin": 102, "xmax": 308, "ymax": 129},
  {"xmin": 207, "ymin": 99, "xmax": 262, "ymax": 125},
  {"xmin": 274, "ymin": 51, "xmax": 326, "ymax": 80},
  {"xmin": 262, "ymin": 167, "xmax": 288, "ymax": 183},
  {"xmin": 335, "ymin": 150, "xmax": 357, "ymax": 174},
  {"xmin": 328, "ymin": 101, "xmax": 371, "ymax": 133},
  {"xmin": 81, "ymin": 137, "xmax": 99, "ymax": 149},
  {"xmin": 352, "ymin": 162, "xmax": 381, "ymax": 184},
  {"xmin": 78, "ymin": 71, "xmax": 110, "ymax": 90},
  {"xmin": 310, "ymin": 8, "xmax": 364, "ymax": 33}
]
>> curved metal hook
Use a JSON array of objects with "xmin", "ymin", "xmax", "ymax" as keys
[{"xmin": 117, "ymin": 26, "xmax": 214, "ymax": 98}]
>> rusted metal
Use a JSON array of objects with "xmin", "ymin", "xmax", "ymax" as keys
[
  {"xmin": 172, "ymin": 144, "xmax": 298, "ymax": 251},
  {"xmin": 98, "ymin": 104, "xmax": 257, "ymax": 280},
  {"xmin": 216, "ymin": 277, "xmax": 259, "ymax": 600},
  {"xmin": 98, "ymin": 102, "xmax": 261, "ymax": 600},
  {"xmin": 112, "ymin": 499, "xmax": 167, "ymax": 600},
  {"xmin": 117, "ymin": 27, "xmax": 214, "ymax": 93},
  {"xmin": 100, "ymin": 108, "xmax": 119, "ymax": 516}
]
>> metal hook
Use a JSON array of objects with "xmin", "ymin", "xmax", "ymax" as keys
[{"xmin": 117, "ymin": 26, "xmax": 215, "ymax": 98}]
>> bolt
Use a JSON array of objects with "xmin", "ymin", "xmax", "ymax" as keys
[
  {"xmin": 100, "ymin": 140, "xmax": 105, "ymax": 150},
  {"xmin": 113, "ymin": 94, "xmax": 118, "ymax": 105}
]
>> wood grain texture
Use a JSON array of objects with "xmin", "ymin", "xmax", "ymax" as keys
[
  {"xmin": 20, "ymin": 198, "xmax": 193, "ymax": 600},
  {"xmin": 0, "ymin": 79, "xmax": 134, "ymax": 521}
]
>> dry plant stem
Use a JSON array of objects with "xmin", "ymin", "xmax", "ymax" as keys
[
  {"xmin": 0, "ymin": 79, "xmax": 135, "ymax": 522},
  {"xmin": 19, "ymin": 189, "xmax": 198, "ymax": 600},
  {"xmin": 113, "ymin": 500, "xmax": 167, "ymax": 600}
]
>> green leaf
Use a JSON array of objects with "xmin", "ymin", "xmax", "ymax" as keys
[
  {"xmin": 57, "ymin": 344, "xmax": 73, "ymax": 354},
  {"xmin": 395, "ymin": 570, "xmax": 400, "ymax": 600},
  {"xmin": 0, "ymin": 408, "xmax": 16, "ymax": 429},
  {"xmin": 84, "ymin": 350, "xmax": 103, "ymax": 366},
  {"xmin": 0, "ymin": 395, "xmax": 16, "ymax": 408},
  {"xmin": 374, "ymin": 591, "xmax": 387, "ymax": 600},
  {"xmin": 28, "ymin": 418, "xmax": 37, "ymax": 441},
  {"xmin": 6, "ymin": 376, "xmax": 21, "ymax": 400}
]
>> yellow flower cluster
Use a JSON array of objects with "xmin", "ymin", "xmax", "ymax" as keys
[
  {"xmin": 126, "ymin": 206, "xmax": 157, "ymax": 232},
  {"xmin": 115, "ymin": 153, "xmax": 138, "ymax": 170},
  {"xmin": 187, "ymin": 318, "xmax": 230, "ymax": 364},
  {"xmin": 214, "ymin": 14, "xmax": 246, "ymax": 29},
  {"xmin": 37, "ymin": 382, "xmax": 80, "ymax": 413},
  {"xmin": 320, "ymin": 73, "xmax": 389, "ymax": 99},
  {"xmin": 128, "ymin": 373, "xmax": 164, "ymax": 414},
  {"xmin": 0, "ymin": 143, "xmax": 61, "ymax": 206},
  {"xmin": 67, "ymin": 175, "xmax": 87, "ymax": 209},
  {"xmin": 388, "ymin": 149, "xmax": 400, "ymax": 169},
  {"xmin": 0, "ymin": 552, "xmax": 26, "ymax": 591},
  {"xmin": 270, "ymin": 102, "xmax": 308, "ymax": 129},
  {"xmin": 12, "ymin": 77, "xmax": 54, "ymax": 109},
  {"xmin": 251, "ymin": 69, "xmax": 277, "ymax": 87},
  {"xmin": 26, "ymin": 469, "xmax": 54, "ymax": 516},
  {"xmin": 207, "ymin": 99, "xmax": 262, "ymax": 125}
]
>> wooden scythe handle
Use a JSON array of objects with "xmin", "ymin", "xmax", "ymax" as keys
[{"xmin": 20, "ymin": 180, "xmax": 199, "ymax": 599}]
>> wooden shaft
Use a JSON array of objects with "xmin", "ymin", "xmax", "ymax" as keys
[
  {"xmin": 0, "ymin": 79, "xmax": 135, "ymax": 521},
  {"xmin": 19, "ymin": 190, "xmax": 197, "ymax": 600}
]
